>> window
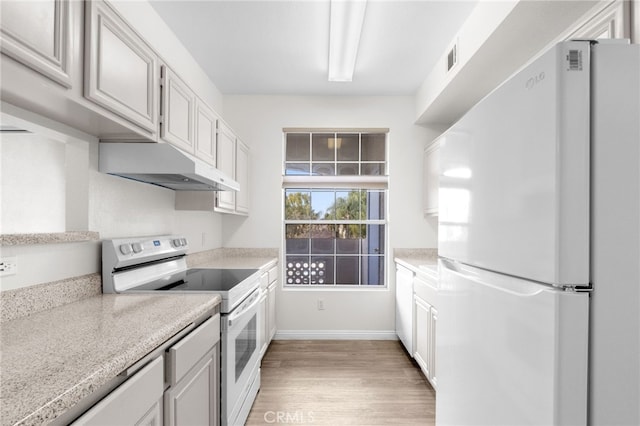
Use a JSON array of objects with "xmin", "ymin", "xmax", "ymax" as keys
[{"xmin": 283, "ymin": 130, "xmax": 388, "ymax": 287}]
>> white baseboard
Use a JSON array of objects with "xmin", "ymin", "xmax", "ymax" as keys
[{"xmin": 274, "ymin": 330, "xmax": 398, "ymax": 340}]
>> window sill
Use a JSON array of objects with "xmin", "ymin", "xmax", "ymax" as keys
[{"xmin": 282, "ymin": 175, "xmax": 388, "ymax": 189}]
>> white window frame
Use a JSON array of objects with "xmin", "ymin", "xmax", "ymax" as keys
[{"xmin": 282, "ymin": 129, "xmax": 389, "ymax": 289}]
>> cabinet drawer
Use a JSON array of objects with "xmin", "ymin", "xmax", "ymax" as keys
[
  {"xmin": 72, "ymin": 356, "xmax": 163, "ymax": 425},
  {"xmin": 268, "ymin": 266, "xmax": 278, "ymax": 284},
  {"xmin": 260, "ymin": 272, "xmax": 269, "ymax": 290},
  {"xmin": 414, "ymin": 276, "xmax": 438, "ymax": 307},
  {"xmin": 166, "ymin": 314, "xmax": 220, "ymax": 385}
]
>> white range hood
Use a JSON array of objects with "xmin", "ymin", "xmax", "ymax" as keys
[{"xmin": 99, "ymin": 142, "xmax": 239, "ymax": 191}]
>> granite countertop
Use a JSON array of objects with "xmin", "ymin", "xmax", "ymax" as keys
[
  {"xmin": 394, "ymin": 248, "xmax": 439, "ymax": 275},
  {"xmin": 0, "ymin": 293, "xmax": 220, "ymax": 426},
  {"xmin": 187, "ymin": 248, "xmax": 278, "ymax": 271}
]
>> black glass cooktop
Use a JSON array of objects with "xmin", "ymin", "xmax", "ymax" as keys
[{"xmin": 133, "ymin": 268, "xmax": 258, "ymax": 292}]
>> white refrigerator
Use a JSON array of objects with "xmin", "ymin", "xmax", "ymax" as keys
[{"xmin": 436, "ymin": 40, "xmax": 640, "ymax": 426}]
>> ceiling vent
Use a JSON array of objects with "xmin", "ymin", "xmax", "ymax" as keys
[{"xmin": 447, "ymin": 40, "xmax": 458, "ymax": 73}]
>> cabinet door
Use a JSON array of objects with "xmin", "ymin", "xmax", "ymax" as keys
[
  {"xmin": 195, "ymin": 99, "xmax": 218, "ymax": 165},
  {"xmin": 161, "ymin": 66, "xmax": 195, "ymax": 154},
  {"xmin": 84, "ymin": 0, "xmax": 158, "ymax": 134},
  {"xmin": 0, "ymin": 0, "xmax": 72, "ymax": 87},
  {"xmin": 429, "ymin": 307, "xmax": 438, "ymax": 389},
  {"xmin": 165, "ymin": 348, "xmax": 219, "ymax": 426},
  {"xmin": 414, "ymin": 296, "xmax": 432, "ymax": 380},
  {"xmin": 259, "ymin": 289, "xmax": 268, "ymax": 358},
  {"xmin": 569, "ymin": 0, "xmax": 629, "ymax": 40},
  {"xmin": 395, "ymin": 265, "xmax": 414, "ymax": 355},
  {"xmin": 267, "ymin": 281, "xmax": 277, "ymax": 343},
  {"xmin": 215, "ymin": 121, "xmax": 236, "ymax": 212},
  {"xmin": 423, "ymin": 140, "xmax": 440, "ymax": 216},
  {"xmin": 235, "ymin": 138, "xmax": 250, "ymax": 214},
  {"xmin": 72, "ymin": 357, "xmax": 164, "ymax": 425}
]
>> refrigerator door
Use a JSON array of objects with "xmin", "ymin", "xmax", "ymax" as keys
[
  {"xmin": 438, "ymin": 41, "xmax": 590, "ymax": 286},
  {"xmin": 436, "ymin": 259, "xmax": 588, "ymax": 426}
]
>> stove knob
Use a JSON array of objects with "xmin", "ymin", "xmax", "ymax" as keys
[
  {"xmin": 172, "ymin": 238, "xmax": 182, "ymax": 247},
  {"xmin": 132, "ymin": 242, "xmax": 143, "ymax": 253},
  {"xmin": 119, "ymin": 244, "xmax": 132, "ymax": 255},
  {"xmin": 180, "ymin": 238, "xmax": 188, "ymax": 246}
]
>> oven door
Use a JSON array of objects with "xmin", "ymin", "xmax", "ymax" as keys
[{"xmin": 221, "ymin": 288, "xmax": 261, "ymax": 425}]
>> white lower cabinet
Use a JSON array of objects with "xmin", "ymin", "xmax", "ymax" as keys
[
  {"xmin": 258, "ymin": 272, "xmax": 269, "ymax": 358},
  {"xmin": 395, "ymin": 265, "xmax": 415, "ymax": 355},
  {"xmin": 164, "ymin": 350, "xmax": 218, "ymax": 426},
  {"xmin": 259, "ymin": 264, "xmax": 278, "ymax": 359},
  {"xmin": 414, "ymin": 273, "xmax": 438, "ymax": 390},
  {"xmin": 429, "ymin": 306, "xmax": 438, "ymax": 388},
  {"xmin": 72, "ymin": 356, "xmax": 164, "ymax": 425},
  {"xmin": 414, "ymin": 295, "xmax": 432, "ymax": 378},
  {"xmin": 165, "ymin": 314, "xmax": 221, "ymax": 426},
  {"xmin": 267, "ymin": 266, "xmax": 278, "ymax": 343},
  {"xmin": 72, "ymin": 313, "xmax": 220, "ymax": 425}
]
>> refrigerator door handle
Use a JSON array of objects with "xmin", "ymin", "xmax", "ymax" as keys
[{"xmin": 439, "ymin": 258, "xmax": 552, "ymax": 297}]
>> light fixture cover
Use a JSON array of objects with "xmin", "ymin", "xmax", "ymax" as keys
[{"xmin": 328, "ymin": 0, "xmax": 367, "ymax": 82}]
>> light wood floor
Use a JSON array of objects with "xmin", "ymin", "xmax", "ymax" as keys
[{"xmin": 246, "ymin": 340, "xmax": 435, "ymax": 426}]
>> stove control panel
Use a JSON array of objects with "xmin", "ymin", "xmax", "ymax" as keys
[{"xmin": 103, "ymin": 235, "xmax": 189, "ymax": 271}]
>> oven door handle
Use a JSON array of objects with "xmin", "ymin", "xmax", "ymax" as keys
[{"xmin": 227, "ymin": 290, "xmax": 260, "ymax": 328}]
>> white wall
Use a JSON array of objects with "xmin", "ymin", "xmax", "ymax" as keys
[
  {"xmin": 0, "ymin": 112, "xmax": 224, "ymax": 291},
  {"xmin": 1, "ymin": 134, "xmax": 66, "ymax": 233},
  {"xmin": 222, "ymin": 95, "xmax": 438, "ymax": 336},
  {"xmin": 110, "ymin": 0, "xmax": 224, "ymax": 113}
]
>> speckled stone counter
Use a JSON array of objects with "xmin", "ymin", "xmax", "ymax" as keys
[
  {"xmin": 0, "ymin": 293, "xmax": 220, "ymax": 426},
  {"xmin": 0, "ymin": 274, "xmax": 102, "ymax": 323},
  {"xmin": 394, "ymin": 248, "xmax": 439, "ymax": 273},
  {"xmin": 0, "ymin": 231, "xmax": 100, "ymax": 246},
  {"xmin": 187, "ymin": 247, "xmax": 278, "ymax": 271}
]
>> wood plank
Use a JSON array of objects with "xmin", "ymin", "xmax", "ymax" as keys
[{"xmin": 247, "ymin": 340, "xmax": 435, "ymax": 425}]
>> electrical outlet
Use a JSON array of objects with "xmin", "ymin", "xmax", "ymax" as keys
[
  {"xmin": 0, "ymin": 257, "xmax": 18, "ymax": 276},
  {"xmin": 317, "ymin": 299, "xmax": 325, "ymax": 310}
]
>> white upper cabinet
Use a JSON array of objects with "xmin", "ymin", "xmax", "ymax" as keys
[
  {"xmin": 568, "ymin": 0, "xmax": 630, "ymax": 40},
  {"xmin": 423, "ymin": 139, "xmax": 440, "ymax": 216},
  {"xmin": 0, "ymin": 0, "xmax": 72, "ymax": 87},
  {"xmin": 214, "ymin": 121, "xmax": 250, "ymax": 215},
  {"xmin": 160, "ymin": 65, "xmax": 196, "ymax": 154},
  {"xmin": 84, "ymin": 0, "xmax": 158, "ymax": 136},
  {"xmin": 235, "ymin": 139, "xmax": 250, "ymax": 215},
  {"xmin": 215, "ymin": 121, "xmax": 237, "ymax": 212},
  {"xmin": 195, "ymin": 99, "xmax": 218, "ymax": 165}
]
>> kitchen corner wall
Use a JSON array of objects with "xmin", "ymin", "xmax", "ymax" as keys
[
  {"xmin": 222, "ymin": 95, "xmax": 438, "ymax": 336},
  {"xmin": 0, "ymin": 127, "xmax": 224, "ymax": 292},
  {"xmin": 1, "ymin": 0, "xmax": 229, "ymax": 292}
]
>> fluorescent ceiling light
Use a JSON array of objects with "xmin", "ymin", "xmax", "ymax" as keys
[{"xmin": 328, "ymin": 0, "xmax": 367, "ymax": 82}]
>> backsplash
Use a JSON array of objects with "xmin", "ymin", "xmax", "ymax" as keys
[
  {"xmin": 0, "ymin": 273, "xmax": 101, "ymax": 323},
  {"xmin": 1, "ymin": 248, "xmax": 278, "ymax": 323}
]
